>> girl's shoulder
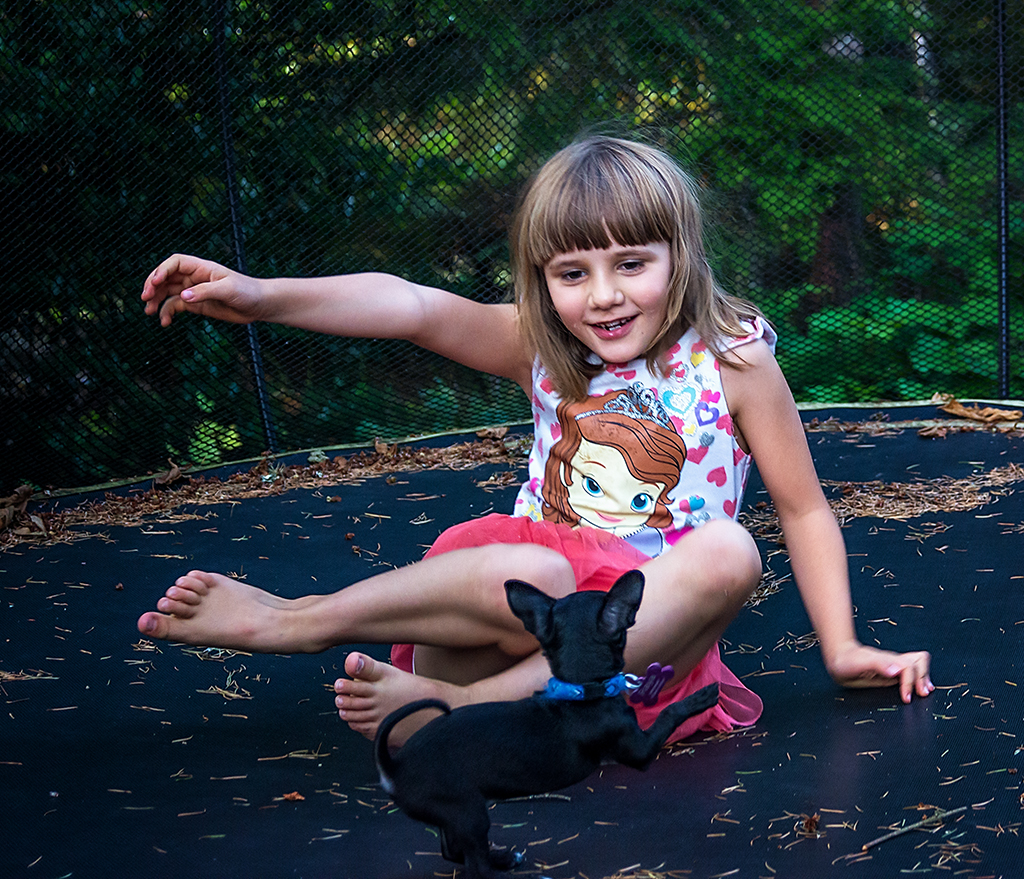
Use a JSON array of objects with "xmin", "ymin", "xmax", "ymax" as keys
[
  {"xmin": 711, "ymin": 316, "xmax": 777, "ymax": 356},
  {"xmin": 662, "ymin": 318, "xmax": 776, "ymax": 377}
]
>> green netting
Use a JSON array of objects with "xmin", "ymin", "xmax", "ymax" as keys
[{"xmin": 2, "ymin": 0, "xmax": 1021, "ymax": 493}]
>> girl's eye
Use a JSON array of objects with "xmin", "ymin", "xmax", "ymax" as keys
[
  {"xmin": 582, "ymin": 476, "xmax": 603, "ymax": 497},
  {"xmin": 562, "ymin": 269, "xmax": 585, "ymax": 282},
  {"xmin": 620, "ymin": 259, "xmax": 644, "ymax": 272},
  {"xmin": 630, "ymin": 493, "xmax": 654, "ymax": 513}
]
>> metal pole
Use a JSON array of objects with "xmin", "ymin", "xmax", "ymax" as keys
[
  {"xmin": 995, "ymin": 0, "xmax": 1010, "ymax": 398},
  {"xmin": 212, "ymin": 0, "xmax": 278, "ymax": 453},
  {"xmin": 209, "ymin": 0, "xmax": 278, "ymax": 452}
]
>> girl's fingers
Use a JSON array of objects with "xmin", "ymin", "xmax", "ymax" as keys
[
  {"xmin": 157, "ymin": 287, "xmax": 209, "ymax": 326},
  {"xmin": 158, "ymin": 294, "xmax": 186, "ymax": 326},
  {"xmin": 899, "ymin": 668, "xmax": 914, "ymax": 703},
  {"xmin": 833, "ymin": 646, "xmax": 933, "ymax": 702},
  {"xmin": 897, "ymin": 651, "xmax": 933, "ymax": 702},
  {"xmin": 180, "ymin": 277, "xmax": 233, "ymax": 310},
  {"xmin": 147, "ymin": 254, "xmax": 188, "ymax": 290}
]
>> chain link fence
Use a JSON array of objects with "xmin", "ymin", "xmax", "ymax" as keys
[{"xmin": 3, "ymin": 0, "xmax": 1021, "ymax": 494}]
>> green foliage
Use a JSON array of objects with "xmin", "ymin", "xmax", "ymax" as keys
[
  {"xmin": 1, "ymin": 0, "xmax": 1021, "ymax": 492},
  {"xmin": 768, "ymin": 287, "xmax": 1021, "ymax": 402}
]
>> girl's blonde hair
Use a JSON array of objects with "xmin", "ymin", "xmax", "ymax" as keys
[{"xmin": 511, "ymin": 135, "xmax": 763, "ymax": 401}]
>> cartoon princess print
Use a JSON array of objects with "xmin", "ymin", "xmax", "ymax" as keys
[{"xmin": 542, "ymin": 385, "xmax": 690, "ymax": 557}]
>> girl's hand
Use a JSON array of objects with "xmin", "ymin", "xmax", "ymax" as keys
[
  {"xmin": 827, "ymin": 641, "xmax": 934, "ymax": 703},
  {"xmin": 142, "ymin": 254, "xmax": 265, "ymax": 327}
]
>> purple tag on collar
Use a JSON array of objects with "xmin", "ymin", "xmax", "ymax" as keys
[{"xmin": 629, "ymin": 662, "xmax": 674, "ymax": 706}]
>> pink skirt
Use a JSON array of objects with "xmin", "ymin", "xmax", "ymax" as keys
[{"xmin": 390, "ymin": 513, "xmax": 762, "ymax": 743}]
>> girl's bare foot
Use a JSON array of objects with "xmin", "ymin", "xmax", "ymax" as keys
[
  {"xmin": 137, "ymin": 570, "xmax": 330, "ymax": 653},
  {"xmin": 334, "ymin": 652, "xmax": 467, "ymax": 743}
]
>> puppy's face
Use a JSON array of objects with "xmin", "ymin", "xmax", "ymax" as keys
[
  {"xmin": 504, "ymin": 571, "xmax": 644, "ymax": 683},
  {"xmin": 541, "ymin": 591, "xmax": 628, "ymax": 682}
]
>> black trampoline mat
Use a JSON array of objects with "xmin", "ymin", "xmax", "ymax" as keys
[{"xmin": 3, "ymin": 406, "xmax": 1023, "ymax": 879}]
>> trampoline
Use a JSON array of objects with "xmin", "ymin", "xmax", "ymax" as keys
[{"xmin": 2, "ymin": 402, "xmax": 1022, "ymax": 879}]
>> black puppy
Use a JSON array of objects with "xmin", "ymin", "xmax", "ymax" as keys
[{"xmin": 374, "ymin": 569, "xmax": 719, "ymax": 879}]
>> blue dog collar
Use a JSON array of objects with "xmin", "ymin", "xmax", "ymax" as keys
[{"xmin": 539, "ymin": 673, "xmax": 629, "ymax": 701}]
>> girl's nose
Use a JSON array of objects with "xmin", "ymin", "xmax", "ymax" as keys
[{"xmin": 589, "ymin": 274, "xmax": 624, "ymax": 309}]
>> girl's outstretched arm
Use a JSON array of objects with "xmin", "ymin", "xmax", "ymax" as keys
[
  {"xmin": 723, "ymin": 341, "xmax": 933, "ymax": 703},
  {"xmin": 142, "ymin": 254, "xmax": 533, "ymax": 388}
]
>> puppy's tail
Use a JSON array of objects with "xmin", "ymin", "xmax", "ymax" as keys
[{"xmin": 374, "ymin": 698, "xmax": 451, "ymax": 792}]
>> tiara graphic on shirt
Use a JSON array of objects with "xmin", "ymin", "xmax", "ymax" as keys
[{"xmin": 575, "ymin": 384, "xmax": 674, "ymax": 432}]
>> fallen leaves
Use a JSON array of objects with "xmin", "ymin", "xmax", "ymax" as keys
[
  {"xmin": 741, "ymin": 464, "xmax": 1024, "ymax": 543},
  {"xmin": 918, "ymin": 394, "xmax": 1023, "ymax": 437},
  {"xmin": 0, "ymin": 668, "xmax": 59, "ymax": 682},
  {"xmin": 827, "ymin": 464, "xmax": 1024, "ymax": 522},
  {"xmin": 935, "ymin": 395, "xmax": 1023, "ymax": 425},
  {"xmin": 152, "ymin": 459, "xmax": 188, "ymax": 487},
  {"xmin": 803, "ymin": 395, "xmax": 1024, "ymax": 440},
  {"xmin": 1, "ymin": 484, "xmax": 48, "ymax": 538},
  {"xmin": 1, "ymin": 435, "xmax": 521, "ymax": 549}
]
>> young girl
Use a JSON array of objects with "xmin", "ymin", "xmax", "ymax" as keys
[{"xmin": 137, "ymin": 135, "xmax": 933, "ymax": 744}]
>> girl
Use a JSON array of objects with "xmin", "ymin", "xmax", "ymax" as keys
[{"xmin": 137, "ymin": 135, "xmax": 933, "ymax": 744}]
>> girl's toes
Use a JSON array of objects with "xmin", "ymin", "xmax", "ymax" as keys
[{"xmin": 345, "ymin": 651, "xmax": 385, "ymax": 682}]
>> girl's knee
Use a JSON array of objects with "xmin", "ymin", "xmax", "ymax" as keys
[
  {"xmin": 704, "ymin": 519, "xmax": 761, "ymax": 584},
  {"xmin": 477, "ymin": 542, "xmax": 576, "ymax": 598},
  {"xmin": 666, "ymin": 519, "xmax": 762, "ymax": 595}
]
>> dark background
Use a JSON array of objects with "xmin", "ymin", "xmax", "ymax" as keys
[{"xmin": 2, "ymin": 0, "xmax": 1022, "ymax": 494}]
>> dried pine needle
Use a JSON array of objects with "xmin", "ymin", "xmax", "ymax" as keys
[
  {"xmin": 860, "ymin": 805, "xmax": 968, "ymax": 851},
  {"xmin": 741, "ymin": 463, "xmax": 1023, "ymax": 545},
  {"xmin": 2, "ymin": 436, "xmax": 522, "ymax": 549},
  {"xmin": 0, "ymin": 669, "xmax": 59, "ymax": 682}
]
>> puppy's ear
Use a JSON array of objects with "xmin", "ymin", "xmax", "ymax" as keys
[
  {"xmin": 598, "ymin": 570, "xmax": 644, "ymax": 638},
  {"xmin": 505, "ymin": 580, "xmax": 556, "ymax": 641}
]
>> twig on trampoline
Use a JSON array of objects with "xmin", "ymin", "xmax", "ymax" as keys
[{"xmin": 860, "ymin": 805, "xmax": 968, "ymax": 852}]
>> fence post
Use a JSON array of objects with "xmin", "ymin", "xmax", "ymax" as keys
[
  {"xmin": 996, "ymin": 0, "xmax": 1011, "ymax": 398},
  {"xmin": 211, "ymin": 0, "xmax": 278, "ymax": 454}
]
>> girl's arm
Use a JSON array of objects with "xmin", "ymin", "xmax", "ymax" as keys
[
  {"xmin": 142, "ymin": 254, "xmax": 533, "ymax": 389},
  {"xmin": 723, "ymin": 340, "xmax": 933, "ymax": 703}
]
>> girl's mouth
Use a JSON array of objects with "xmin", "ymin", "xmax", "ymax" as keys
[{"xmin": 592, "ymin": 316, "xmax": 635, "ymax": 336}]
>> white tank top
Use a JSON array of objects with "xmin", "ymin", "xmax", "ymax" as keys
[{"xmin": 513, "ymin": 319, "xmax": 777, "ymax": 557}]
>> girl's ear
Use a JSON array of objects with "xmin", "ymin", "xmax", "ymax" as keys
[
  {"xmin": 598, "ymin": 570, "xmax": 644, "ymax": 638},
  {"xmin": 505, "ymin": 579, "xmax": 556, "ymax": 642}
]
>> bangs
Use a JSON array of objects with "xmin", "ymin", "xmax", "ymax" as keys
[
  {"xmin": 512, "ymin": 134, "xmax": 765, "ymax": 403},
  {"xmin": 521, "ymin": 143, "xmax": 679, "ymax": 266}
]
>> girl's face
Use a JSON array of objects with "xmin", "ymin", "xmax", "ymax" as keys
[{"xmin": 543, "ymin": 239, "xmax": 672, "ymax": 364}]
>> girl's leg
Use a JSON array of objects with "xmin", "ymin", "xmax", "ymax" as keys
[
  {"xmin": 137, "ymin": 542, "xmax": 576, "ymax": 656},
  {"xmin": 335, "ymin": 649, "xmax": 554, "ymax": 741},
  {"xmin": 138, "ymin": 543, "xmax": 576, "ymax": 745},
  {"xmin": 337, "ymin": 518, "xmax": 762, "ymax": 741},
  {"xmin": 626, "ymin": 518, "xmax": 762, "ymax": 683}
]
